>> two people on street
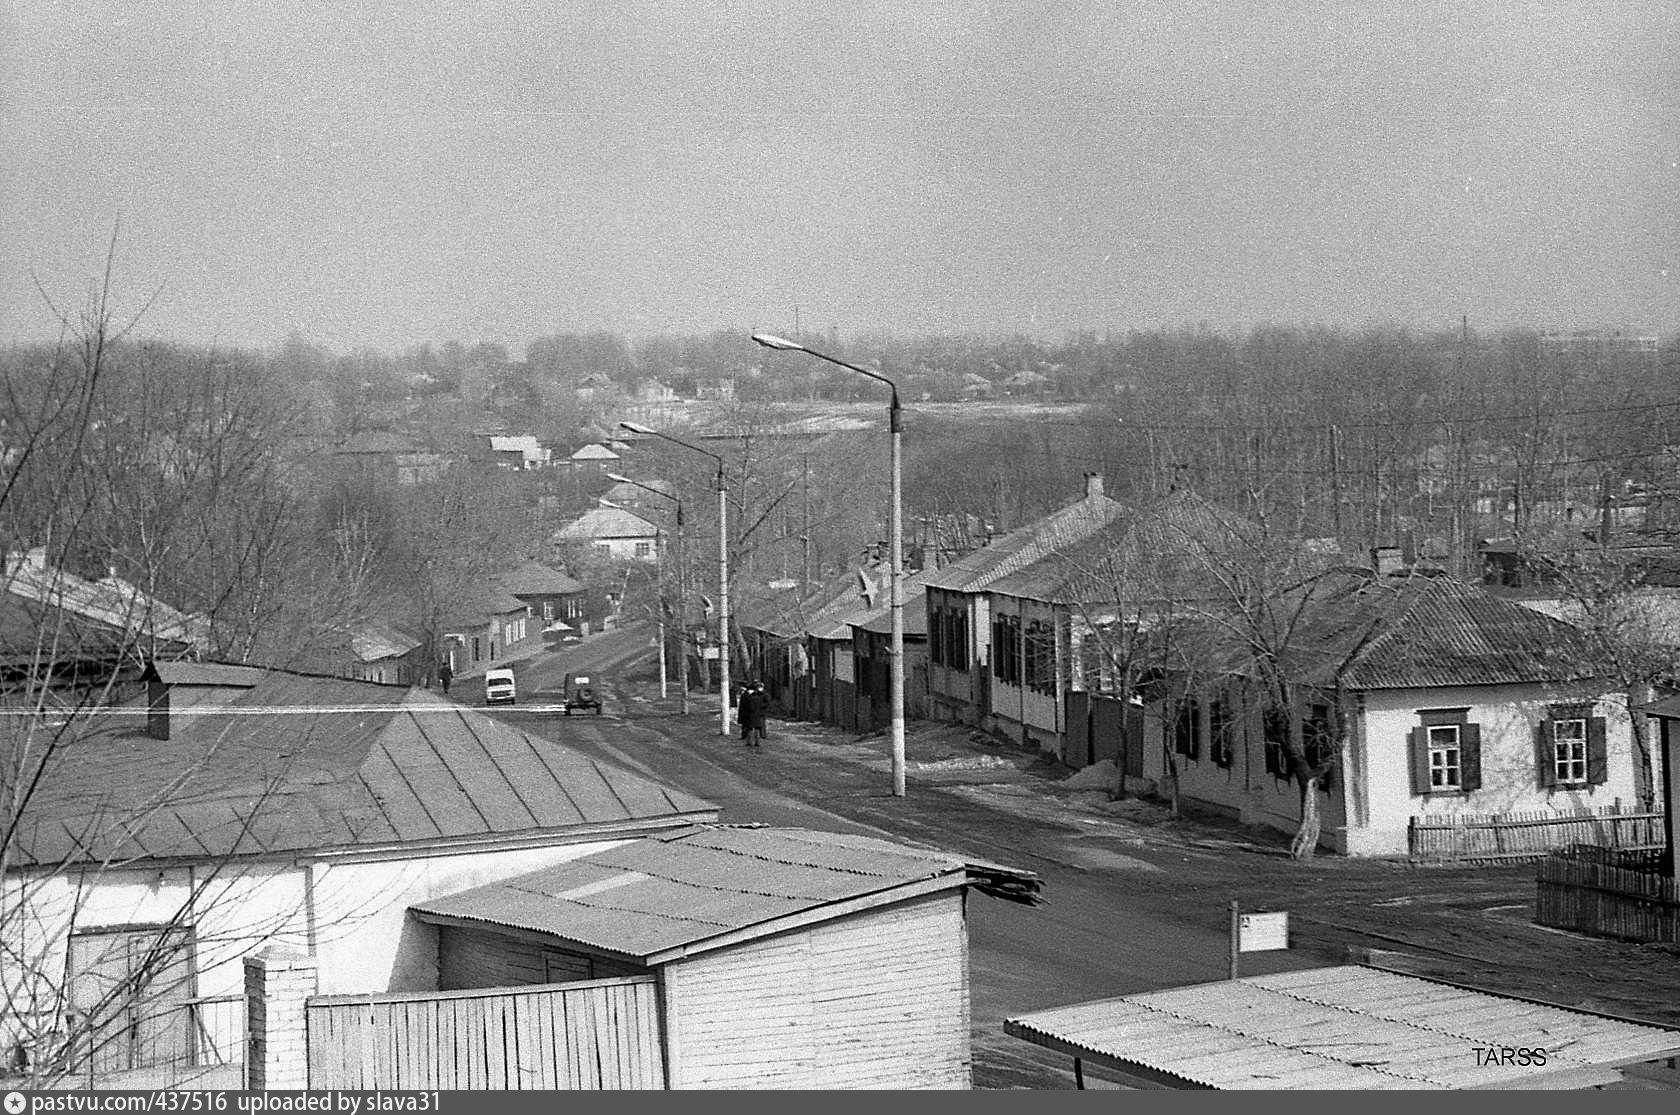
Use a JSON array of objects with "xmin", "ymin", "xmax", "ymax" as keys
[{"xmin": 738, "ymin": 680, "xmax": 768, "ymax": 747}]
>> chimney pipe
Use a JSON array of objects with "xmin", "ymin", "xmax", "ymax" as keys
[
  {"xmin": 1085, "ymin": 473, "xmax": 1105, "ymax": 502},
  {"xmin": 147, "ymin": 677, "xmax": 170, "ymax": 741}
]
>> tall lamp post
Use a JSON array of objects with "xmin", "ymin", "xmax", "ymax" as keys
[
  {"xmin": 752, "ymin": 332, "xmax": 905, "ymax": 797},
  {"xmin": 607, "ymin": 473, "xmax": 689, "ymax": 714},
  {"xmin": 620, "ymin": 421, "xmax": 732, "ymax": 738}
]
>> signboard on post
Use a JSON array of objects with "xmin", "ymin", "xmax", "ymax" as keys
[
  {"xmin": 1228, "ymin": 901, "xmax": 1289, "ymax": 979},
  {"xmin": 1239, "ymin": 911, "xmax": 1289, "ymax": 952}
]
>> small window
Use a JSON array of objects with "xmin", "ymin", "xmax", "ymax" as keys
[
  {"xmin": 1173, "ymin": 698, "xmax": 1200, "ymax": 761},
  {"xmin": 1551, "ymin": 717, "xmax": 1588, "ymax": 785},
  {"xmin": 1409, "ymin": 708, "xmax": 1481, "ymax": 795},
  {"xmin": 1209, "ymin": 698, "xmax": 1235, "ymax": 768},
  {"xmin": 1262, "ymin": 705, "xmax": 1290, "ymax": 778},
  {"xmin": 1538, "ymin": 707, "xmax": 1609, "ymax": 789},
  {"xmin": 1427, "ymin": 724, "xmax": 1461, "ymax": 790},
  {"xmin": 635, "ymin": 541, "xmax": 651, "ymax": 558}
]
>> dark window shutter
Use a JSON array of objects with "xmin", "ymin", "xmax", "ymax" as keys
[
  {"xmin": 1536, "ymin": 721, "xmax": 1556, "ymax": 788},
  {"xmin": 1460, "ymin": 722, "xmax": 1482, "ymax": 792},
  {"xmin": 1408, "ymin": 726, "xmax": 1430, "ymax": 795},
  {"xmin": 1586, "ymin": 716, "xmax": 1608, "ymax": 785}
]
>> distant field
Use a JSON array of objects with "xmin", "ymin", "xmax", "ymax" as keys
[{"xmin": 622, "ymin": 397, "xmax": 1097, "ymax": 434}]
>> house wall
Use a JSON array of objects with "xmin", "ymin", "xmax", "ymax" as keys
[
  {"xmin": 435, "ymin": 925, "xmax": 646, "ymax": 989},
  {"xmin": 1348, "ymin": 682, "xmax": 1640, "ymax": 857},
  {"xmin": 982, "ymin": 596, "xmax": 1063, "ymax": 756},
  {"xmin": 925, "ymin": 588, "xmax": 988, "ymax": 725},
  {"xmin": 660, "ymin": 891, "xmax": 970, "ymax": 1089},
  {"xmin": 0, "ymin": 838, "xmax": 634, "ymax": 1049},
  {"xmin": 1146, "ymin": 684, "xmax": 1351, "ymax": 852},
  {"xmin": 306, "ymin": 839, "xmax": 632, "ymax": 995},
  {"xmin": 591, "ymin": 537, "xmax": 658, "ymax": 563}
]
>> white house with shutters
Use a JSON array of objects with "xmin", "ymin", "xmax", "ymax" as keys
[{"xmin": 1135, "ymin": 572, "xmax": 1653, "ymax": 858}]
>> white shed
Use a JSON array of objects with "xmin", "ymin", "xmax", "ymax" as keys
[{"xmin": 410, "ymin": 824, "xmax": 1039, "ymax": 1089}]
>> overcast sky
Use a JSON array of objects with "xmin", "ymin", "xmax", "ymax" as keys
[{"xmin": 2, "ymin": 1, "xmax": 1675, "ymax": 352}]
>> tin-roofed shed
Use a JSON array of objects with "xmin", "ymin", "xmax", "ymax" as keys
[
  {"xmin": 1006, "ymin": 965, "xmax": 1680, "ymax": 1089},
  {"xmin": 411, "ymin": 824, "xmax": 1040, "ymax": 1089}
]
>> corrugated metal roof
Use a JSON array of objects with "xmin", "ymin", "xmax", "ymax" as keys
[
  {"xmin": 850, "ymin": 571, "xmax": 933, "ymax": 637},
  {"xmin": 984, "ymin": 492, "xmax": 1243, "ymax": 605},
  {"xmin": 3, "ymin": 549, "xmax": 205, "ymax": 651},
  {"xmin": 13, "ymin": 672, "xmax": 716, "ymax": 868},
  {"xmin": 1172, "ymin": 571, "xmax": 1605, "ymax": 692},
  {"xmin": 411, "ymin": 825, "xmax": 974, "ymax": 962},
  {"xmin": 348, "ymin": 623, "xmax": 421, "ymax": 663},
  {"xmin": 1318, "ymin": 574, "xmax": 1601, "ymax": 690},
  {"xmin": 553, "ymin": 507, "xmax": 658, "ymax": 542},
  {"xmin": 919, "ymin": 494, "xmax": 1124, "ymax": 593},
  {"xmin": 1005, "ymin": 965, "xmax": 1680, "ymax": 1089}
]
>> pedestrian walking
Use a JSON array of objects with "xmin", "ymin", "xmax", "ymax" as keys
[
  {"xmin": 438, "ymin": 662, "xmax": 453, "ymax": 695},
  {"xmin": 739, "ymin": 681, "xmax": 768, "ymax": 747}
]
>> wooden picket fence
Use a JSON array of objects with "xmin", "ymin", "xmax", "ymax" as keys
[
  {"xmin": 1535, "ymin": 844, "xmax": 1680, "ymax": 944},
  {"xmin": 305, "ymin": 976, "xmax": 663, "ymax": 1090},
  {"xmin": 1408, "ymin": 804, "xmax": 1665, "ymax": 864}
]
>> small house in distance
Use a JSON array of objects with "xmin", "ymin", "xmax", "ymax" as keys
[
  {"xmin": 551, "ymin": 506, "xmax": 660, "ymax": 563},
  {"xmin": 567, "ymin": 443, "xmax": 620, "ymax": 477},
  {"xmin": 410, "ymin": 824, "xmax": 1039, "ymax": 1089}
]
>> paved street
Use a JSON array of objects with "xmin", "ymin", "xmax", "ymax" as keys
[{"xmin": 476, "ymin": 624, "xmax": 1680, "ymax": 1089}]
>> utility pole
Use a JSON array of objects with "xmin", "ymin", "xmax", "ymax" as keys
[{"xmin": 802, "ymin": 451, "xmax": 811, "ymax": 593}]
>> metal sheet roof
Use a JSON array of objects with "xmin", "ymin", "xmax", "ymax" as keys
[
  {"xmin": 552, "ymin": 507, "xmax": 658, "ymax": 542},
  {"xmin": 14, "ymin": 671, "xmax": 716, "ymax": 867},
  {"xmin": 411, "ymin": 825, "xmax": 977, "ymax": 962},
  {"xmin": 143, "ymin": 662, "xmax": 268, "ymax": 687},
  {"xmin": 1005, "ymin": 965, "xmax": 1680, "ymax": 1090},
  {"xmin": 919, "ymin": 494, "xmax": 1124, "ymax": 593}
]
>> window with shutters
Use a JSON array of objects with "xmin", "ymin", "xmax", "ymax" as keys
[
  {"xmin": 992, "ymin": 614, "xmax": 1021, "ymax": 685},
  {"xmin": 1304, "ymin": 703, "xmax": 1336, "ymax": 794},
  {"xmin": 1539, "ymin": 704, "xmax": 1608, "ymax": 789},
  {"xmin": 1024, "ymin": 620, "xmax": 1056, "ymax": 694},
  {"xmin": 1552, "ymin": 715, "xmax": 1587, "ymax": 784},
  {"xmin": 1209, "ymin": 697, "xmax": 1235, "ymax": 768},
  {"xmin": 1409, "ymin": 707, "xmax": 1481, "ymax": 795},
  {"xmin": 951, "ymin": 609, "xmax": 968, "ymax": 671},
  {"xmin": 1262, "ymin": 705, "xmax": 1290, "ymax": 778},
  {"xmin": 929, "ymin": 606, "xmax": 945, "ymax": 667},
  {"xmin": 1427, "ymin": 725, "xmax": 1461, "ymax": 789},
  {"xmin": 1173, "ymin": 698, "xmax": 1200, "ymax": 761}
]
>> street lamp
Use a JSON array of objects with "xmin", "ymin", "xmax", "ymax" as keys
[
  {"xmin": 607, "ymin": 472, "xmax": 689, "ymax": 714},
  {"xmin": 620, "ymin": 421, "xmax": 732, "ymax": 738},
  {"xmin": 752, "ymin": 332, "xmax": 906, "ymax": 797}
]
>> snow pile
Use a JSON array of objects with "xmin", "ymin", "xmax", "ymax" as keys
[
  {"xmin": 910, "ymin": 754, "xmax": 1016, "ymax": 772},
  {"xmin": 1060, "ymin": 760, "xmax": 1118, "ymax": 789}
]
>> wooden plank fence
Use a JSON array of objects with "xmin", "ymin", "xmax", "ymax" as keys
[
  {"xmin": 1536, "ymin": 845, "xmax": 1680, "ymax": 944},
  {"xmin": 1408, "ymin": 805, "xmax": 1665, "ymax": 864},
  {"xmin": 305, "ymin": 976, "xmax": 663, "ymax": 1090}
]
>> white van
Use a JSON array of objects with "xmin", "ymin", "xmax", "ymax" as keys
[{"xmin": 483, "ymin": 667, "xmax": 517, "ymax": 706}]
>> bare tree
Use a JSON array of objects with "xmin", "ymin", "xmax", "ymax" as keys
[{"xmin": 0, "ymin": 262, "xmax": 320, "ymax": 1085}]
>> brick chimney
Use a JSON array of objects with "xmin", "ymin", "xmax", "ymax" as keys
[
  {"xmin": 147, "ymin": 674, "xmax": 170, "ymax": 740},
  {"xmin": 1371, "ymin": 545, "xmax": 1405, "ymax": 578},
  {"xmin": 1085, "ymin": 472, "xmax": 1105, "ymax": 502}
]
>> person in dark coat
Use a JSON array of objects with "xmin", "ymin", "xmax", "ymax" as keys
[
  {"xmin": 437, "ymin": 662, "xmax": 453, "ymax": 695},
  {"xmin": 738, "ymin": 681, "xmax": 768, "ymax": 747}
]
